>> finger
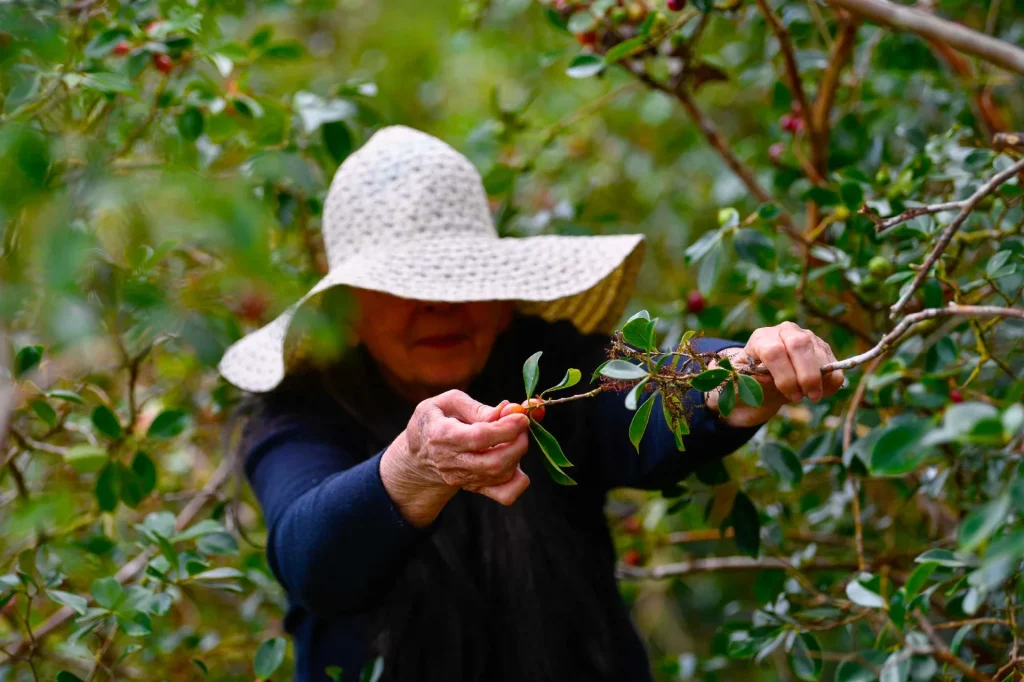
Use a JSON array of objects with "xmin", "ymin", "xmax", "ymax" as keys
[
  {"xmin": 779, "ymin": 326, "xmax": 824, "ymax": 401},
  {"xmin": 755, "ymin": 329, "xmax": 802, "ymax": 403},
  {"xmin": 439, "ymin": 413, "xmax": 529, "ymax": 452},
  {"xmin": 455, "ymin": 431, "xmax": 530, "ymax": 481},
  {"xmin": 499, "ymin": 402, "xmax": 526, "ymax": 419},
  {"xmin": 492, "ymin": 400, "xmax": 511, "ymax": 421},
  {"xmin": 473, "ymin": 466, "xmax": 531, "ymax": 506},
  {"xmin": 434, "ymin": 389, "xmax": 498, "ymax": 424},
  {"xmin": 824, "ymin": 366, "xmax": 845, "ymax": 396}
]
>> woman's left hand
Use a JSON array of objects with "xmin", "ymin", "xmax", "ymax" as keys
[{"xmin": 703, "ymin": 321, "xmax": 845, "ymax": 428}]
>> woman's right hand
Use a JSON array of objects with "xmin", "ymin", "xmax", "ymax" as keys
[{"xmin": 380, "ymin": 390, "xmax": 533, "ymax": 527}]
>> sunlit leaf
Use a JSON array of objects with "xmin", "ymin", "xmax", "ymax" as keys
[
  {"xmin": 600, "ymin": 359, "xmax": 648, "ymax": 380},
  {"xmin": 254, "ymin": 637, "xmax": 287, "ymax": 678},
  {"xmin": 542, "ymin": 368, "xmax": 581, "ymax": 396}
]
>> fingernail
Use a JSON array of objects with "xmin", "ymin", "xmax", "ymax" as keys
[
  {"xmin": 790, "ymin": 392, "xmax": 803, "ymax": 402},
  {"xmin": 808, "ymin": 390, "xmax": 821, "ymax": 401}
]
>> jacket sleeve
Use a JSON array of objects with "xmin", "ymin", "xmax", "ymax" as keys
[
  {"xmin": 592, "ymin": 337, "xmax": 767, "ymax": 491},
  {"xmin": 244, "ymin": 418, "xmax": 433, "ymax": 617}
]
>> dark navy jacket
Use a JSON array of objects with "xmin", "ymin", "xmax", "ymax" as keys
[{"xmin": 243, "ymin": 314, "xmax": 764, "ymax": 681}]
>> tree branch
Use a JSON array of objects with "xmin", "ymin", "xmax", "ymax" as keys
[
  {"xmin": 881, "ymin": 156, "xmax": 1024, "ymax": 317},
  {"xmin": 824, "ymin": 0, "xmax": 1024, "ymax": 77},
  {"xmin": 810, "ymin": 19, "xmax": 859, "ymax": 175},
  {"xmin": 617, "ymin": 555, "xmax": 865, "ymax": 579},
  {"xmin": 755, "ymin": 0, "xmax": 815, "ymax": 142}
]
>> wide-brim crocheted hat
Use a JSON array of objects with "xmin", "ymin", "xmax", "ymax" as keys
[{"xmin": 217, "ymin": 124, "xmax": 646, "ymax": 393}]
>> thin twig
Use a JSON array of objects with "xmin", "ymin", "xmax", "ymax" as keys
[
  {"xmin": 882, "ymin": 157, "xmax": 1024, "ymax": 316},
  {"xmin": 755, "ymin": 0, "xmax": 814, "ymax": 141},
  {"xmin": 810, "ymin": 19, "xmax": 859, "ymax": 174},
  {"xmin": 617, "ymin": 555, "xmax": 865, "ymax": 579},
  {"xmin": 918, "ymin": 613, "xmax": 996, "ymax": 682}
]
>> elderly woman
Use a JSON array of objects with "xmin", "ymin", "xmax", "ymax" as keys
[{"xmin": 218, "ymin": 126, "xmax": 843, "ymax": 682}]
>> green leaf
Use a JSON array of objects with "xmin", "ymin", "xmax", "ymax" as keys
[
  {"xmin": 870, "ymin": 419, "xmax": 930, "ymax": 476},
  {"xmin": 47, "ymin": 389, "xmax": 84, "ymax": 404},
  {"xmin": 177, "ymin": 107, "xmax": 204, "ymax": 141},
  {"xmin": 566, "ymin": 53, "xmax": 604, "ymax": 78},
  {"xmin": 737, "ymin": 374, "xmax": 764, "ymax": 407},
  {"xmin": 905, "ymin": 562, "xmax": 937, "ymax": 598},
  {"xmin": 718, "ymin": 379, "xmax": 736, "ymax": 417},
  {"xmin": 624, "ymin": 378, "xmax": 649, "ymax": 411},
  {"xmin": 56, "ymin": 673, "xmax": 87, "ymax": 682},
  {"xmin": 91, "ymin": 577, "xmax": 124, "ymax": 610},
  {"xmin": 621, "ymin": 310, "xmax": 655, "ymax": 351},
  {"xmin": 600, "ymin": 359, "xmax": 648, "ymax": 380},
  {"xmin": 119, "ymin": 463, "xmax": 145, "ymax": 508},
  {"xmin": 760, "ymin": 442, "xmax": 802, "ymax": 486},
  {"xmin": 91, "ymin": 405, "xmax": 122, "ymax": 439},
  {"xmin": 146, "ymin": 409, "xmax": 189, "ymax": 439},
  {"xmin": 567, "ymin": 11, "xmax": 597, "ymax": 33},
  {"xmin": 81, "ymin": 72, "xmax": 133, "ymax": 94},
  {"xmin": 131, "ymin": 452, "xmax": 157, "ymax": 497},
  {"xmin": 959, "ymin": 494, "xmax": 1011, "ymax": 552},
  {"xmin": 529, "ymin": 418, "xmax": 573, "ymax": 468},
  {"xmin": 95, "ymin": 462, "xmax": 120, "ymax": 512},
  {"xmin": 789, "ymin": 632, "xmax": 823, "ymax": 681},
  {"xmin": 845, "ymin": 579, "xmax": 886, "ymax": 608},
  {"xmin": 85, "ymin": 29, "xmax": 131, "ymax": 58},
  {"xmin": 733, "ymin": 229, "xmax": 776, "ymax": 270},
  {"xmin": 914, "ymin": 548, "xmax": 970, "ymax": 568},
  {"xmin": 65, "ymin": 445, "xmax": 108, "ymax": 473},
  {"xmin": 14, "ymin": 345, "xmax": 43, "ymax": 378},
  {"xmin": 171, "ymin": 519, "xmax": 227, "ymax": 543},
  {"xmin": 541, "ymin": 368, "xmax": 581, "ymax": 396},
  {"xmin": 629, "ymin": 395, "xmax": 656, "ymax": 454},
  {"xmin": 690, "ymin": 368, "xmax": 731, "ymax": 392},
  {"xmin": 190, "ymin": 567, "xmax": 245, "ymax": 581},
  {"xmin": 117, "ymin": 612, "xmax": 153, "ymax": 637},
  {"xmin": 540, "ymin": 454, "xmax": 577, "ymax": 486},
  {"xmin": 523, "ymin": 351, "xmax": 542, "ymax": 397},
  {"xmin": 30, "ymin": 399, "xmax": 58, "ymax": 427},
  {"xmin": 605, "ymin": 35, "xmax": 647, "ymax": 64},
  {"xmin": 322, "ymin": 120, "xmax": 353, "ymax": 163},
  {"xmin": 254, "ymin": 637, "xmax": 287, "ymax": 678},
  {"xmin": 263, "ymin": 41, "xmax": 304, "ymax": 59},
  {"xmin": 731, "ymin": 491, "xmax": 760, "ymax": 557},
  {"xmin": 840, "ymin": 181, "xmax": 865, "ymax": 209},
  {"xmin": 47, "ymin": 589, "xmax": 88, "ymax": 616}
]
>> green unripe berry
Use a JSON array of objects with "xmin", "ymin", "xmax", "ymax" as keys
[{"xmin": 868, "ymin": 256, "xmax": 893, "ymax": 278}]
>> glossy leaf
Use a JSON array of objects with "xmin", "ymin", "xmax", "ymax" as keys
[
  {"xmin": 599, "ymin": 359, "xmax": 648, "ymax": 380},
  {"xmin": 736, "ymin": 374, "xmax": 764, "ymax": 407},
  {"xmin": 959, "ymin": 494, "xmax": 1011, "ymax": 552},
  {"xmin": 95, "ymin": 462, "xmax": 120, "ymax": 512},
  {"xmin": 624, "ymin": 378, "xmax": 649, "ymax": 411},
  {"xmin": 846, "ymin": 579, "xmax": 886, "ymax": 608},
  {"xmin": 254, "ymin": 637, "xmax": 287, "ymax": 678},
  {"xmin": 47, "ymin": 589, "xmax": 88, "ymax": 616},
  {"xmin": 541, "ymin": 368, "xmax": 581, "ymax": 396},
  {"xmin": 147, "ymin": 410, "xmax": 189, "ymax": 439},
  {"xmin": 91, "ymin": 404, "xmax": 122, "ymax": 439},
  {"xmin": 789, "ymin": 632, "xmax": 823, "ymax": 681},
  {"xmin": 717, "ymin": 378, "xmax": 736, "ymax": 417},
  {"xmin": 690, "ymin": 368, "xmax": 731, "ymax": 392},
  {"xmin": 629, "ymin": 395, "xmax": 656, "ymax": 454},
  {"xmin": 523, "ymin": 351, "xmax": 542, "ymax": 398},
  {"xmin": 65, "ymin": 445, "xmax": 109, "ymax": 473},
  {"xmin": 529, "ymin": 417, "xmax": 573, "ymax": 468}
]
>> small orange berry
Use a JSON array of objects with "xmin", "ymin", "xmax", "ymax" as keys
[{"xmin": 623, "ymin": 549, "xmax": 642, "ymax": 566}]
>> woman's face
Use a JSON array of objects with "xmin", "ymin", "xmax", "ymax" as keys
[{"xmin": 350, "ymin": 288, "xmax": 515, "ymax": 403}]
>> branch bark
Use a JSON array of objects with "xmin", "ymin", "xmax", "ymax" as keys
[
  {"xmin": 824, "ymin": 0, "xmax": 1024, "ymax": 77},
  {"xmin": 617, "ymin": 555, "xmax": 864, "ymax": 579}
]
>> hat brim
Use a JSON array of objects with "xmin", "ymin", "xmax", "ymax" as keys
[{"xmin": 216, "ymin": 233, "xmax": 645, "ymax": 393}]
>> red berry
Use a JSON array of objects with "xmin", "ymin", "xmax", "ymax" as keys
[
  {"xmin": 768, "ymin": 142, "xmax": 785, "ymax": 163},
  {"xmin": 238, "ymin": 290, "xmax": 269, "ymax": 323},
  {"xmin": 575, "ymin": 30, "xmax": 598, "ymax": 46},
  {"xmin": 623, "ymin": 549, "xmax": 642, "ymax": 566},
  {"xmin": 667, "ymin": 0, "xmax": 686, "ymax": 9},
  {"xmin": 622, "ymin": 516, "xmax": 642, "ymax": 535},
  {"xmin": 780, "ymin": 113, "xmax": 805, "ymax": 134},
  {"xmin": 112, "ymin": 40, "xmax": 132, "ymax": 56},
  {"xmin": 152, "ymin": 53, "xmax": 174, "ymax": 74},
  {"xmin": 949, "ymin": 389, "xmax": 964, "ymax": 403},
  {"xmin": 687, "ymin": 290, "xmax": 705, "ymax": 315}
]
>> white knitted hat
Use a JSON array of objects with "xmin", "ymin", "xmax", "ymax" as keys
[{"xmin": 217, "ymin": 125, "xmax": 646, "ymax": 393}]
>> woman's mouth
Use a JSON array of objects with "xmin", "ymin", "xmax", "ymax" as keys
[{"xmin": 416, "ymin": 334, "xmax": 469, "ymax": 350}]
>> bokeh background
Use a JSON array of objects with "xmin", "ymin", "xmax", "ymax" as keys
[{"xmin": 2, "ymin": 0, "xmax": 1024, "ymax": 679}]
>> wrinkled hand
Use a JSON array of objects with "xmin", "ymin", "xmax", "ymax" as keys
[
  {"xmin": 381, "ymin": 390, "xmax": 532, "ymax": 526},
  {"xmin": 704, "ymin": 321, "xmax": 845, "ymax": 427}
]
